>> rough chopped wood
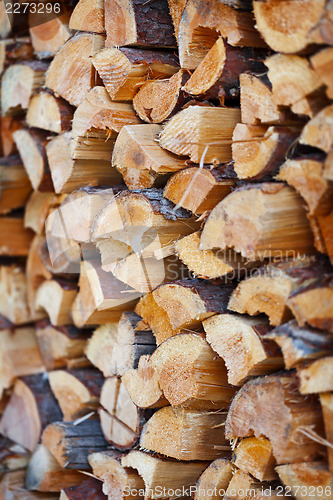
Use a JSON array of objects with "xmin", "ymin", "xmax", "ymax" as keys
[
  {"xmin": 30, "ymin": 14, "xmax": 72, "ymax": 59},
  {"xmin": 232, "ymin": 124, "xmax": 298, "ymax": 179},
  {"xmin": 104, "ymin": 0, "xmax": 176, "ymax": 48},
  {"xmin": 268, "ymin": 320, "xmax": 333, "ymax": 370},
  {"xmin": 178, "ymin": 0, "xmax": 266, "ymax": 69},
  {"xmin": 36, "ymin": 280, "xmax": 78, "ymax": 326},
  {"xmin": 150, "ymin": 332, "xmax": 235, "ymax": 407},
  {"xmin": 36, "ymin": 322, "xmax": 90, "ymax": 371},
  {"xmin": 45, "ymin": 33, "xmax": 105, "ymax": 107},
  {"xmin": 200, "ymin": 183, "xmax": 315, "ymax": 259},
  {"xmin": 0, "ymin": 156, "xmax": 31, "ymax": 214},
  {"xmin": 27, "ymin": 91, "xmax": 74, "ymax": 134},
  {"xmin": 136, "ymin": 278, "xmax": 236, "ymax": 344},
  {"xmin": 164, "ymin": 165, "xmax": 235, "ymax": 214},
  {"xmin": 42, "ymin": 419, "xmax": 108, "ymax": 470},
  {"xmin": 46, "ymin": 132, "xmax": 121, "ymax": 194},
  {"xmin": 92, "ymin": 47, "xmax": 179, "ymax": 101},
  {"xmin": 112, "ymin": 124, "xmax": 186, "ymax": 189},
  {"xmin": 0, "ymin": 374, "xmax": 62, "ymax": 451},
  {"xmin": 225, "ymin": 373, "xmax": 324, "ymax": 464},
  {"xmin": 159, "ymin": 106, "xmax": 241, "ymax": 163},
  {"xmin": 276, "ymin": 462, "xmax": 333, "ymax": 500},
  {"xmin": 49, "ymin": 369, "xmax": 103, "ymax": 420},
  {"xmin": 26, "ymin": 444, "xmax": 82, "ymax": 492},
  {"xmin": 69, "ymin": 0, "xmax": 105, "ymax": 33},
  {"xmin": 140, "ymin": 406, "xmax": 229, "ymax": 460},
  {"xmin": 203, "ymin": 313, "xmax": 282, "ymax": 385},
  {"xmin": 233, "ymin": 437, "xmax": 277, "ymax": 481},
  {"xmin": 300, "ymin": 104, "xmax": 333, "ymax": 153},
  {"xmin": 253, "ymin": 0, "xmax": 333, "ymax": 53}
]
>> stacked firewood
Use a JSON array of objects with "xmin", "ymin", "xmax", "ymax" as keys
[{"xmin": 0, "ymin": 0, "xmax": 333, "ymax": 498}]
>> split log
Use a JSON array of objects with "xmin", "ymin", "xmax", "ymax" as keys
[
  {"xmin": 44, "ymin": 206, "xmax": 82, "ymax": 276},
  {"xmin": 49, "ymin": 369, "xmax": 103, "ymax": 421},
  {"xmin": 0, "ymin": 326, "xmax": 44, "ymax": 398},
  {"xmin": 265, "ymin": 54, "xmax": 325, "ymax": 118},
  {"xmin": 71, "ymin": 260, "xmax": 140, "ymax": 328},
  {"xmin": 133, "ymin": 70, "xmax": 190, "ymax": 123},
  {"xmin": 46, "ymin": 132, "xmax": 122, "ymax": 194},
  {"xmin": 227, "ymin": 257, "xmax": 324, "ymax": 326},
  {"xmin": 0, "ymin": 265, "xmax": 37, "ymax": 324},
  {"xmin": 60, "ymin": 478, "xmax": 107, "ymax": 500},
  {"xmin": 276, "ymin": 462, "xmax": 333, "ymax": 500},
  {"xmin": 175, "ymin": 232, "xmax": 255, "ymax": 280},
  {"xmin": 233, "ymin": 437, "xmax": 277, "ymax": 481},
  {"xmin": 140, "ymin": 406, "xmax": 229, "ymax": 460},
  {"xmin": 42, "ymin": 419, "xmax": 108, "ymax": 470},
  {"xmin": 26, "ymin": 235, "xmax": 52, "ymax": 318},
  {"xmin": 136, "ymin": 278, "xmax": 236, "ymax": 344},
  {"xmin": 268, "ymin": 320, "xmax": 333, "ymax": 370},
  {"xmin": 30, "ymin": 13, "xmax": 72, "ymax": 59},
  {"xmin": 182, "ymin": 38, "xmax": 266, "ymax": 102},
  {"xmin": 288, "ymin": 278, "xmax": 333, "ymax": 332},
  {"xmin": 232, "ymin": 124, "xmax": 299, "ymax": 180},
  {"xmin": 317, "ymin": 211, "xmax": 333, "ymax": 264},
  {"xmin": 163, "ymin": 165, "xmax": 235, "ymax": 214},
  {"xmin": 240, "ymin": 73, "xmax": 294, "ymax": 126},
  {"xmin": 91, "ymin": 189, "xmax": 199, "ymax": 292},
  {"xmin": 298, "ymin": 357, "xmax": 333, "ymax": 394},
  {"xmin": 89, "ymin": 450, "xmax": 145, "ymax": 500},
  {"xmin": 70, "ymin": 86, "xmax": 140, "ymax": 161},
  {"xmin": 104, "ymin": 0, "xmax": 176, "ymax": 48},
  {"xmin": 0, "ymin": 435, "xmax": 30, "ymax": 473},
  {"xmin": 111, "ymin": 311, "xmax": 156, "ymax": 376},
  {"xmin": 27, "ymin": 91, "xmax": 74, "ymax": 134},
  {"xmin": 0, "ymin": 215, "xmax": 34, "ymax": 256},
  {"xmin": 85, "ymin": 322, "xmax": 118, "ymax": 377},
  {"xmin": 159, "ymin": 106, "xmax": 241, "ymax": 163},
  {"xmin": 69, "ymin": 0, "xmax": 105, "ymax": 33},
  {"xmin": 0, "ymin": 374, "xmax": 62, "ymax": 451},
  {"xmin": 0, "ymin": 156, "xmax": 31, "ymax": 214},
  {"xmin": 121, "ymin": 450, "xmax": 208, "ymax": 499},
  {"xmin": 0, "ymin": 470, "xmax": 58, "ymax": 500},
  {"xmin": 13, "ymin": 128, "xmax": 52, "ymax": 191},
  {"xmin": 26, "ymin": 444, "xmax": 82, "ymax": 492},
  {"xmin": 112, "ymin": 124, "xmax": 186, "ymax": 190},
  {"xmin": 149, "ymin": 333, "xmax": 235, "ymax": 408},
  {"xmin": 311, "ymin": 47, "xmax": 333, "ymax": 100},
  {"xmin": 277, "ymin": 158, "xmax": 333, "ymax": 216},
  {"xmin": 0, "ymin": 115, "xmax": 24, "ymax": 156},
  {"xmin": 92, "ymin": 47, "xmax": 179, "ymax": 101},
  {"xmin": 24, "ymin": 191, "xmax": 61, "ymax": 235},
  {"xmin": 203, "ymin": 313, "xmax": 283, "ymax": 385},
  {"xmin": 194, "ymin": 458, "xmax": 233, "ymax": 500},
  {"xmin": 200, "ymin": 183, "xmax": 315, "ymax": 259},
  {"xmin": 122, "ymin": 354, "xmax": 168, "ymax": 409},
  {"xmin": 253, "ymin": 0, "xmax": 333, "ymax": 53},
  {"xmin": 224, "ymin": 470, "xmax": 264, "ymax": 500},
  {"xmin": 225, "ymin": 372, "xmax": 324, "ymax": 464},
  {"xmin": 36, "ymin": 280, "xmax": 78, "ymax": 326},
  {"xmin": 0, "ymin": 37, "xmax": 33, "ymax": 74},
  {"xmin": 45, "ymin": 32, "xmax": 105, "ymax": 107},
  {"xmin": 36, "ymin": 322, "xmax": 90, "ymax": 371},
  {"xmin": 320, "ymin": 393, "xmax": 333, "ymax": 472},
  {"xmin": 1, "ymin": 61, "xmax": 47, "ymax": 115},
  {"xmin": 100, "ymin": 376, "xmax": 150, "ymax": 450},
  {"xmin": 300, "ymin": 105, "xmax": 333, "ymax": 153},
  {"xmin": 178, "ymin": 0, "xmax": 266, "ymax": 69},
  {"xmin": 167, "ymin": 0, "xmax": 187, "ymax": 39},
  {"xmin": 54, "ymin": 187, "xmax": 121, "ymax": 244}
]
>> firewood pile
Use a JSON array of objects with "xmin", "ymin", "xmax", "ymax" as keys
[{"xmin": 1, "ymin": 0, "xmax": 333, "ymax": 498}]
